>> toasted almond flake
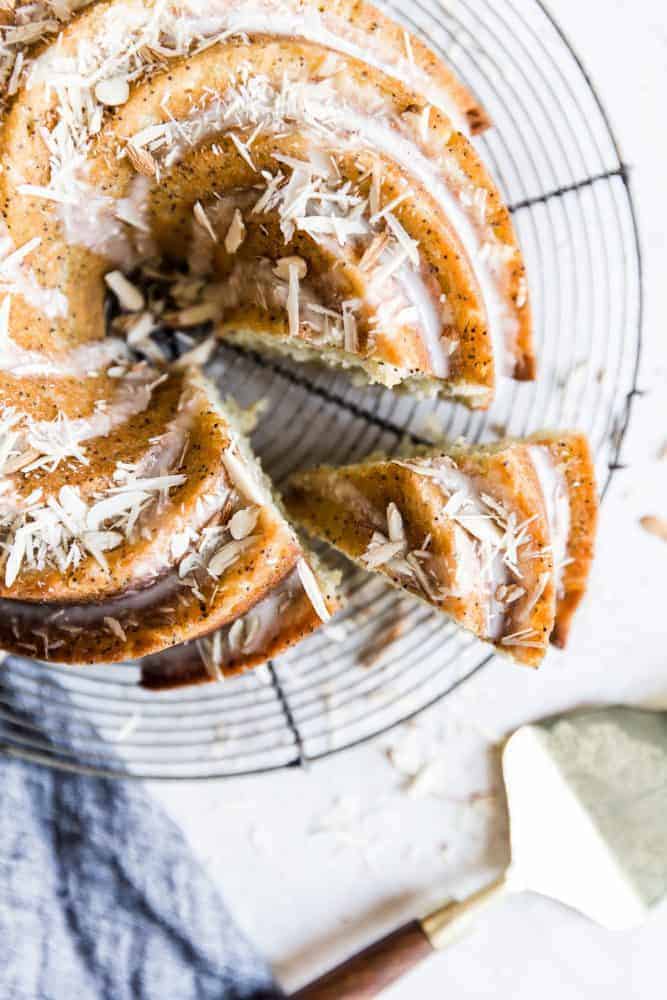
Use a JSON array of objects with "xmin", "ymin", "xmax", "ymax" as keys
[
  {"xmin": 273, "ymin": 256, "xmax": 307, "ymax": 281},
  {"xmin": 178, "ymin": 552, "xmax": 200, "ymax": 578},
  {"xmin": 359, "ymin": 231, "xmax": 390, "ymax": 272},
  {"xmin": 82, "ymin": 530, "xmax": 124, "ymax": 552},
  {"xmin": 370, "ymin": 162, "xmax": 383, "ymax": 217},
  {"xmin": 0, "ymin": 237, "xmax": 41, "ymax": 272},
  {"xmin": 226, "ymin": 617, "xmax": 244, "ymax": 652},
  {"xmin": 193, "ymin": 200, "xmax": 219, "ymax": 243},
  {"xmin": 208, "ymin": 538, "xmax": 253, "ymax": 578},
  {"xmin": 419, "ymin": 104, "xmax": 432, "ymax": 142},
  {"xmin": 297, "ymin": 557, "xmax": 330, "ymax": 622},
  {"xmin": 406, "ymin": 552, "xmax": 442, "ymax": 601},
  {"xmin": 496, "ymin": 583, "xmax": 525, "ymax": 605},
  {"xmin": 165, "ymin": 302, "xmax": 221, "ymax": 327},
  {"xmin": 126, "ymin": 143, "xmax": 158, "ymax": 177},
  {"xmin": 384, "ymin": 212, "xmax": 420, "ymax": 266},
  {"xmin": 283, "ymin": 261, "xmax": 301, "ymax": 338},
  {"xmin": 362, "ymin": 539, "xmax": 406, "ymax": 568},
  {"xmin": 517, "ymin": 571, "xmax": 551, "ymax": 622},
  {"xmin": 500, "ymin": 628, "xmax": 544, "ymax": 649},
  {"xmin": 126, "ymin": 311, "xmax": 155, "ymax": 346},
  {"xmin": 229, "ymin": 132, "xmax": 256, "ymax": 171},
  {"xmin": 171, "ymin": 530, "xmax": 192, "ymax": 560},
  {"xmin": 224, "ymin": 209, "xmax": 246, "ymax": 253},
  {"xmin": 108, "ymin": 475, "xmax": 186, "ymax": 493},
  {"xmin": 95, "ymin": 77, "xmax": 130, "ymax": 106},
  {"xmin": 342, "ymin": 300, "xmax": 358, "ymax": 353},
  {"xmin": 197, "ymin": 634, "xmax": 224, "ymax": 681},
  {"xmin": 86, "ymin": 491, "xmax": 148, "ymax": 531},
  {"xmin": 105, "ymin": 271, "xmax": 144, "ymax": 312},
  {"xmin": 500, "ymin": 638, "xmax": 545, "ymax": 650},
  {"xmin": 104, "ymin": 616, "xmax": 127, "ymax": 641},
  {"xmin": 243, "ymin": 614, "xmax": 261, "ymax": 651},
  {"xmin": 386, "ymin": 502, "xmax": 405, "ymax": 544},
  {"xmin": 369, "ymin": 191, "xmax": 412, "ymax": 225},
  {"xmin": 229, "ymin": 506, "xmax": 259, "ymax": 540},
  {"xmin": 171, "ymin": 335, "xmax": 216, "ymax": 370},
  {"xmin": 640, "ymin": 515, "xmax": 667, "ymax": 543},
  {"xmin": 403, "ymin": 29, "xmax": 415, "ymax": 67},
  {"xmin": 4, "ymin": 530, "xmax": 26, "ymax": 587},
  {"xmin": 222, "ymin": 448, "xmax": 266, "ymax": 505}
]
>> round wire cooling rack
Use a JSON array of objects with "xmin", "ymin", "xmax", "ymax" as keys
[{"xmin": 0, "ymin": 0, "xmax": 642, "ymax": 779}]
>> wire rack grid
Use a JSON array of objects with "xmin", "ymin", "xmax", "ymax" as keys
[{"xmin": 0, "ymin": 0, "xmax": 643, "ymax": 779}]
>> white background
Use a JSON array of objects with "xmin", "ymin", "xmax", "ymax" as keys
[{"xmin": 151, "ymin": 1, "xmax": 667, "ymax": 996}]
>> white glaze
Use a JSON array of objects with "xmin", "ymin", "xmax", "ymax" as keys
[
  {"xmin": 176, "ymin": 0, "xmax": 471, "ymax": 133},
  {"xmin": 0, "ymin": 336, "xmax": 127, "ymax": 378},
  {"xmin": 56, "ymin": 176, "xmax": 154, "ymax": 268},
  {"xmin": 393, "ymin": 265, "xmax": 449, "ymax": 377},
  {"xmin": 529, "ymin": 445, "xmax": 571, "ymax": 594}
]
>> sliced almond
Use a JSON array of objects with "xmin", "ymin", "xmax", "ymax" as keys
[
  {"xmin": 640, "ymin": 515, "xmax": 667, "ymax": 543},
  {"xmin": 193, "ymin": 200, "xmax": 219, "ymax": 243},
  {"xmin": 95, "ymin": 77, "xmax": 130, "ymax": 107},
  {"xmin": 104, "ymin": 271, "xmax": 144, "ymax": 312},
  {"xmin": 229, "ymin": 506, "xmax": 259, "ymax": 540},
  {"xmin": 224, "ymin": 208, "xmax": 246, "ymax": 254},
  {"xmin": 273, "ymin": 256, "xmax": 307, "ymax": 281},
  {"xmin": 126, "ymin": 143, "xmax": 158, "ymax": 178},
  {"xmin": 297, "ymin": 557, "xmax": 330, "ymax": 622}
]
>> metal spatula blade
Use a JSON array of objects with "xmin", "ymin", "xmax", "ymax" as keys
[
  {"xmin": 293, "ymin": 707, "xmax": 667, "ymax": 999},
  {"xmin": 504, "ymin": 706, "xmax": 667, "ymax": 929}
]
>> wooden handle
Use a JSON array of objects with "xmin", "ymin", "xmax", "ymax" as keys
[{"xmin": 290, "ymin": 920, "xmax": 434, "ymax": 999}]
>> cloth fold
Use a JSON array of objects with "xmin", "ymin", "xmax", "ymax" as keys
[{"xmin": 0, "ymin": 666, "xmax": 282, "ymax": 1000}]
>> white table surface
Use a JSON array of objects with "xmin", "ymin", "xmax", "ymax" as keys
[{"xmin": 150, "ymin": 1, "xmax": 667, "ymax": 995}]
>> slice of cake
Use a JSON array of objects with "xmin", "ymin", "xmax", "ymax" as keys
[{"xmin": 285, "ymin": 433, "xmax": 597, "ymax": 666}]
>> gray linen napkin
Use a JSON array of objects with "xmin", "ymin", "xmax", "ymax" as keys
[{"xmin": 0, "ymin": 667, "xmax": 282, "ymax": 1000}]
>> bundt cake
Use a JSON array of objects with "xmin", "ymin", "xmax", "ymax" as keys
[
  {"xmin": 0, "ymin": 0, "xmax": 561, "ymax": 679},
  {"xmin": 285, "ymin": 432, "xmax": 598, "ymax": 665}
]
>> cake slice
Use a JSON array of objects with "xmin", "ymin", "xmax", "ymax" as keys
[{"xmin": 285, "ymin": 433, "xmax": 597, "ymax": 665}]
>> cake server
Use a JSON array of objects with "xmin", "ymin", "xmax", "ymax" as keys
[{"xmin": 291, "ymin": 706, "xmax": 667, "ymax": 999}]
